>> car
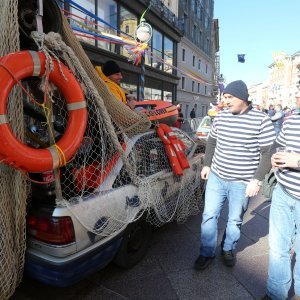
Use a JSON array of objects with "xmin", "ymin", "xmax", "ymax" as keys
[
  {"xmin": 196, "ymin": 115, "xmax": 214, "ymax": 140},
  {"xmin": 24, "ymin": 128, "xmax": 205, "ymax": 287}
]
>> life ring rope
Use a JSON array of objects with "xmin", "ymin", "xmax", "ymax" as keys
[
  {"xmin": 0, "ymin": 50, "xmax": 86, "ymax": 169},
  {"xmin": 0, "ymin": 50, "xmax": 87, "ymax": 172}
]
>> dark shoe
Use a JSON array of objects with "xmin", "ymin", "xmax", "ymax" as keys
[
  {"xmin": 194, "ymin": 255, "xmax": 215, "ymax": 270},
  {"xmin": 222, "ymin": 250, "xmax": 236, "ymax": 267}
]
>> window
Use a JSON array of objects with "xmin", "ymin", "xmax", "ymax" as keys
[
  {"xmin": 192, "ymin": 81, "xmax": 195, "ymax": 92},
  {"xmin": 192, "ymin": 55, "xmax": 195, "ymax": 67},
  {"xmin": 181, "ymin": 77, "xmax": 185, "ymax": 89},
  {"xmin": 193, "ymin": 25, "xmax": 197, "ymax": 42},
  {"xmin": 152, "ymin": 29, "xmax": 163, "ymax": 70},
  {"xmin": 120, "ymin": 7, "xmax": 137, "ymax": 57},
  {"xmin": 197, "ymin": 82, "xmax": 200, "ymax": 93},
  {"xmin": 204, "ymin": 85, "xmax": 207, "ymax": 95},
  {"xmin": 182, "ymin": 48, "xmax": 186, "ymax": 61},
  {"xmin": 72, "ymin": 0, "xmax": 96, "ymax": 47},
  {"xmin": 198, "ymin": 59, "xmax": 201, "ymax": 69},
  {"xmin": 96, "ymin": 0, "xmax": 117, "ymax": 51},
  {"xmin": 184, "ymin": 13, "xmax": 188, "ymax": 32},
  {"xmin": 205, "ymin": 64, "xmax": 208, "ymax": 73},
  {"xmin": 164, "ymin": 36, "xmax": 173, "ymax": 73}
]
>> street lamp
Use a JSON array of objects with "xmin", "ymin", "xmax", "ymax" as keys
[{"xmin": 135, "ymin": 18, "xmax": 152, "ymax": 101}]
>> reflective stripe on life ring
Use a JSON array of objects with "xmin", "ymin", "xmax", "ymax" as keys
[{"xmin": 0, "ymin": 51, "xmax": 88, "ymax": 172}]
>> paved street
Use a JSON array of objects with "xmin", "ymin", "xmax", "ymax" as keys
[{"xmin": 12, "ymin": 193, "xmax": 288, "ymax": 300}]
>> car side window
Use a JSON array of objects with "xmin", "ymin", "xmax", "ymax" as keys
[
  {"xmin": 112, "ymin": 133, "xmax": 171, "ymax": 188},
  {"xmin": 134, "ymin": 134, "xmax": 171, "ymax": 176},
  {"xmin": 173, "ymin": 130, "xmax": 194, "ymax": 156}
]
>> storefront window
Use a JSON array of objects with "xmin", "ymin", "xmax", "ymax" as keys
[
  {"xmin": 164, "ymin": 36, "xmax": 173, "ymax": 74},
  {"xmin": 145, "ymin": 87, "xmax": 162, "ymax": 100},
  {"xmin": 70, "ymin": 0, "xmax": 96, "ymax": 46},
  {"xmin": 152, "ymin": 29, "xmax": 163, "ymax": 71},
  {"xmin": 120, "ymin": 7, "xmax": 137, "ymax": 57},
  {"xmin": 163, "ymin": 91, "xmax": 172, "ymax": 102},
  {"xmin": 97, "ymin": 0, "xmax": 117, "ymax": 53}
]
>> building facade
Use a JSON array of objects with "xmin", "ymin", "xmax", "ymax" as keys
[
  {"xmin": 249, "ymin": 51, "xmax": 300, "ymax": 109},
  {"xmin": 62, "ymin": 0, "xmax": 183, "ymax": 102},
  {"xmin": 177, "ymin": 0, "xmax": 215, "ymax": 119}
]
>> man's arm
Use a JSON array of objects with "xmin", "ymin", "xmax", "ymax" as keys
[
  {"xmin": 253, "ymin": 145, "xmax": 273, "ymax": 181},
  {"xmin": 203, "ymin": 136, "xmax": 216, "ymax": 167},
  {"xmin": 270, "ymin": 111, "xmax": 284, "ymax": 121}
]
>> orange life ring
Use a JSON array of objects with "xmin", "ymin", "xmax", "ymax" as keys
[
  {"xmin": 159, "ymin": 124, "xmax": 190, "ymax": 171},
  {"xmin": 156, "ymin": 125, "xmax": 183, "ymax": 176},
  {"xmin": 0, "ymin": 51, "xmax": 87, "ymax": 172}
]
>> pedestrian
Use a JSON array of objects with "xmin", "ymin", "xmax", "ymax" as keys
[
  {"xmin": 263, "ymin": 111, "xmax": 300, "ymax": 300},
  {"xmin": 268, "ymin": 105, "xmax": 275, "ymax": 117},
  {"xmin": 95, "ymin": 60, "xmax": 127, "ymax": 104},
  {"xmin": 194, "ymin": 80, "xmax": 276, "ymax": 270},
  {"xmin": 173, "ymin": 106, "xmax": 184, "ymax": 129},
  {"xmin": 190, "ymin": 107, "xmax": 196, "ymax": 119},
  {"xmin": 270, "ymin": 104, "xmax": 285, "ymax": 136},
  {"xmin": 190, "ymin": 105, "xmax": 196, "ymax": 130}
]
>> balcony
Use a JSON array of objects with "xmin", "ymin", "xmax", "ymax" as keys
[{"xmin": 147, "ymin": 0, "xmax": 183, "ymax": 32}]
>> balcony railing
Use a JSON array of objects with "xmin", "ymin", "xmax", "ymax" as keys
[{"xmin": 149, "ymin": 0, "xmax": 183, "ymax": 32}]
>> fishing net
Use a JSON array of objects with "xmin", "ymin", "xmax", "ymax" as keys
[
  {"xmin": 0, "ymin": 1, "xmax": 29, "ymax": 299},
  {"xmin": 0, "ymin": 1, "xmax": 205, "ymax": 298},
  {"xmin": 25, "ymin": 23, "xmax": 205, "ymax": 235}
]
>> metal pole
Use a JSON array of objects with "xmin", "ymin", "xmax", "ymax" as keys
[{"xmin": 139, "ymin": 52, "xmax": 145, "ymax": 101}]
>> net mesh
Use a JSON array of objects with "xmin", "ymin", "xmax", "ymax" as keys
[
  {"xmin": 0, "ymin": 1, "xmax": 29, "ymax": 299},
  {"xmin": 0, "ymin": 2, "xmax": 205, "ymax": 298},
  {"xmin": 27, "ymin": 24, "xmax": 205, "ymax": 233}
]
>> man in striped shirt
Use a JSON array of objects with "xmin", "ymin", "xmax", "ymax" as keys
[
  {"xmin": 264, "ymin": 111, "xmax": 300, "ymax": 299},
  {"xmin": 194, "ymin": 80, "xmax": 275, "ymax": 270}
]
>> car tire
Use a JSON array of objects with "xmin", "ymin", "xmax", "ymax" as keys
[{"xmin": 113, "ymin": 215, "xmax": 152, "ymax": 269}]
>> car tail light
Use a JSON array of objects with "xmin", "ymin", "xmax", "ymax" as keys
[{"xmin": 27, "ymin": 214, "xmax": 75, "ymax": 245}]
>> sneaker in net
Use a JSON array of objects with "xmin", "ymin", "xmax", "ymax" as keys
[
  {"xmin": 222, "ymin": 250, "xmax": 236, "ymax": 267},
  {"xmin": 194, "ymin": 255, "xmax": 215, "ymax": 270}
]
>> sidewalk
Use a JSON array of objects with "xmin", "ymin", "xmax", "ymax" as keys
[{"xmin": 13, "ymin": 194, "xmax": 281, "ymax": 300}]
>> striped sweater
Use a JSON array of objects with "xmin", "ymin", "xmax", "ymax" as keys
[
  {"xmin": 275, "ymin": 114, "xmax": 300, "ymax": 200},
  {"xmin": 208, "ymin": 108, "xmax": 275, "ymax": 181}
]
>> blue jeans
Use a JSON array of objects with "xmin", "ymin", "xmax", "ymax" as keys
[
  {"xmin": 200, "ymin": 172, "xmax": 249, "ymax": 257},
  {"xmin": 267, "ymin": 184, "xmax": 300, "ymax": 300}
]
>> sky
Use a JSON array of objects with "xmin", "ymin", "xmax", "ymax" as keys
[{"xmin": 214, "ymin": 0, "xmax": 300, "ymax": 87}]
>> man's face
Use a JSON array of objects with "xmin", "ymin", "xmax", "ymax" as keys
[
  {"xmin": 223, "ymin": 94, "xmax": 248, "ymax": 114},
  {"xmin": 108, "ymin": 72, "xmax": 123, "ymax": 85}
]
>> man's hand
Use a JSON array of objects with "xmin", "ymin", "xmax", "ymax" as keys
[
  {"xmin": 201, "ymin": 166, "xmax": 210, "ymax": 180},
  {"xmin": 271, "ymin": 152, "xmax": 300, "ymax": 168},
  {"xmin": 245, "ymin": 180, "xmax": 260, "ymax": 197},
  {"xmin": 127, "ymin": 99, "xmax": 136, "ymax": 110}
]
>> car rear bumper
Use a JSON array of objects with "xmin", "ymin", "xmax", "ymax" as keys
[{"xmin": 24, "ymin": 233, "xmax": 123, "ymax": 287}]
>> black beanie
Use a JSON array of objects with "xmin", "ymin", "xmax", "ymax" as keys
[
  {"xmin": 102, "ymin": 60, "xmax": 121, "ymax": 77},
  {"xmin": 223, "ymin": 80, "xmax": 249, "ymax": 101}
]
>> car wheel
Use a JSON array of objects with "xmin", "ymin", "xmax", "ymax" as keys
[{"xmin": 113, "ymin": 216, "xmax": 152, "ymax": 269}]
